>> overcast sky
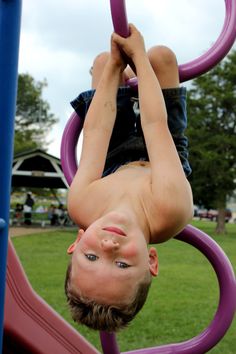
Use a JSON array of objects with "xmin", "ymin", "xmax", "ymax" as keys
[{"xmin": 18, "ymin": 0, "xmax": 232, "ymax": 158}]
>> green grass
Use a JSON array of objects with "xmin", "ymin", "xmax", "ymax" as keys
[{"xmin": 11, "ymin": 221, "xmax": 236, "ymax": 353}]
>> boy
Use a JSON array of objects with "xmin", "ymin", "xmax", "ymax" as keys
[{"xmin": 65, "ymin": 24, "xmax": 193, "ymax": 332}]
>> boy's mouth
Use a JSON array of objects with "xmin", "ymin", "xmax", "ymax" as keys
[{"xmin": 102, "ymin": 226, "xmax": 126, "ymax": 236}]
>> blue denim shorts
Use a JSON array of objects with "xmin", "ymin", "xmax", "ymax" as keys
[{"xmin": 71, "ymin": 86, "xmax": 191, "ymax": 178}]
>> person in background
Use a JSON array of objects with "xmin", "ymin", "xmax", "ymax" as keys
[{"xmin": 24, "ymin": 192, "xmax": 35, "ymax": 225}]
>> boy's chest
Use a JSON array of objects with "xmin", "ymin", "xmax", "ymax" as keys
[
  {"xmin": 93, "ymin": 167, "xmax": 151, "ymax": 203},
  {"xmin": 78, "ymin": 168, "xmax": 158, "ymax": 230}
]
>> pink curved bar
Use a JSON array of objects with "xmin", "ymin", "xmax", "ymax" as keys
[{"xmin": 60, "ymin": 111, "xmax": 83, "ymax": 185}]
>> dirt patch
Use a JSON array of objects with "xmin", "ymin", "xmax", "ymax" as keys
[{"xmin": 9, "ymin": 227, "xmax": 57, "ymax": 237}]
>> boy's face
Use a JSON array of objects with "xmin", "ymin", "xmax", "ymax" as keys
[{"xmin": 68, "ymin": 216, "xmax": 158, "ymax": 305}]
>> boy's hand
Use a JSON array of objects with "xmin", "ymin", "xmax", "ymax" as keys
[
  {"xmin": 112, "ymin": 24, "xmax": 146, "ymax": 63},
  {"xmin": 110, "ymin": 33, "xmax": 127, "ymax": 72}
]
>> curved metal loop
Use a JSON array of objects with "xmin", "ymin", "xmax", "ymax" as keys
[
  {"xmin": 60, "ymin": 111, "xmax": 83, "ymax": 186},
  {"xmin": 110, "ymin": 0, "xmax": 236, "ymax": 83}
]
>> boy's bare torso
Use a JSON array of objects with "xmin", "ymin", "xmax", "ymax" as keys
[{"xmin": 74, "ymin": 161, "xmax": 188, "ymax": 243}]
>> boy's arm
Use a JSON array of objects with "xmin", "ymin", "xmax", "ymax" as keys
[
  {"xmin": 113, "ymin": 24, "xmax": 193, "ymax": 229},
  {"xmin": 136, "ymin": 55, "xmax": 193, "ymax": 233},
  {"xmin": 68, "ymin": 60, "xmax": 122, "ymax": 214}
]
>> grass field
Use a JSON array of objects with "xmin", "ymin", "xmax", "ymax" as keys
[{"xmin": 11, "ymin": 220, "xmax": 236, "ymax": 353}]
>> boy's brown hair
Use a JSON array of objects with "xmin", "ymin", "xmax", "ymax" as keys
[{"xmin": 65, "ymin": 261, "xmax": 152, "ymax": 332}]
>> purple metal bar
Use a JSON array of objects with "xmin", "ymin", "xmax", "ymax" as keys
[
  {"xmin": 110, "ymin": 0, "xmax": 236, "ymax": 83},
  {"xmin": 179, "ymin": 0, "xmax": 236, "ymax": 82},
  {"xmin": 100, "ymin": 332, "xmax": 121, "ymax": 354},
  {"xmin": 110, "ymin": 0, "xmax": 129, "ymax": 38},
  {"xmin": 60, "ymin": 111, "xmax": 83, "ymax": 186}
]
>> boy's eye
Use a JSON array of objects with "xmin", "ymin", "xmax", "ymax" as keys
[
  {"xmin": 85, "ymin": 254, "xmax": 98, "ymax": 261},
  {"xmin": 116, "ymin": 261, "xmax": 130, "ymax": 269}
]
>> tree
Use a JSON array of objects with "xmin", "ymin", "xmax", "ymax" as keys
[
  {"xmin": 14, "ymin": 73, "xmax": 58, "ymax": 153},
  {"xmin": 187, "ymin": 50, "xmax": 236, "ymax": 234}
]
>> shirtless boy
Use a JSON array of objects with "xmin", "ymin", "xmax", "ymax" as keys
[{"xmin": 65, "ymin": 24, "xmax": 193, "ymax": 332}]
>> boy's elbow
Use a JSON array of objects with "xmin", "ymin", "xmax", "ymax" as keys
[
  {"xmin": 179, "ymin": 195, "xmax": 194, "ymax": 228},
  {"xmin": 186, "ymin": 185, "xmax": 194, "ymax": 221},
  {"xmin": 161, "ymin": 189, "xmax": 194, "ymax": 237},
  {"xmin": 188, "ymin": 202, "xmax": 194, "ymax": 221}
]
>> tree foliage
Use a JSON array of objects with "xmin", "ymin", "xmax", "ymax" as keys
[
  {"xmin": 14, "ymin": 74, "xmax": 58, "ymax": 153},
  {"xmin": 187, "ymin": 50, "xmax": 236, "ymax": 233}
]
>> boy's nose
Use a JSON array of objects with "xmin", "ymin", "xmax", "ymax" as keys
[{"xmin": 101, "ymin": 238, "xmax": 119, "ymax": 251}]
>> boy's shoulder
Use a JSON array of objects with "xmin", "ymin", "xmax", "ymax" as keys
[
  {"xmin": 69, "ymin": 163, "xmax": 192, "ymax": 242},
  {"xmin": 69, "ymin": 164, "xmax": 152, "ymax": 227}
]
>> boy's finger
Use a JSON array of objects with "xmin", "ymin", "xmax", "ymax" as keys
[{"xmin": 112, "ymin": 32, "xmax": 125, "ymax": 44}]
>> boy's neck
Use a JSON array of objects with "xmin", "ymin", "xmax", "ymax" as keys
[{"xmin": 101, "ymin": 198, "xmax": 151, "ymax": 243}]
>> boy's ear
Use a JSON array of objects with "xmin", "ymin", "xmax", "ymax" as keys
[
  {"xmin": 67, "ymin": 229, "xmax": 85, "ymax": 254},
  {"xmin": 148, "ymin": 247, "xmax": 159, "ymax": 276}
]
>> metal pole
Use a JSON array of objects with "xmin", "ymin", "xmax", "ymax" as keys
[{"xmin": 0, "ymin": 0, "xmax": 22, "ymax": 351}]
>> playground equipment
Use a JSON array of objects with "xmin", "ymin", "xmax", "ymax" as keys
[
  {"xmin": 0, "ymin": 0, "xmax": 22, "ymax": 351},
  {"xmin": 1, "ymin": 0, "xmax": 236, "ymax": 353}
]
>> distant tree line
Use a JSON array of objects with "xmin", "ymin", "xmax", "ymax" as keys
[
  {"xmin": 13, "ymin": 73, "xmax": 58, "ymax": 197},
  {"xmin": 187, "ymin": 50, "xmax": 236, "ymax": 233},
  {"xmin": 15, "ymin": 73, "xmax": 58, "ymax": 154}
]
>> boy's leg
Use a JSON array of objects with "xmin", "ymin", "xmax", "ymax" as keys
[
  {"xmin": 91, "ymin": 52, "xmax": 128, "ymax": 89},
  {"xmin": 91, "ymin": 52, "xmax": 109, "ymax": 89},
  {"xmin": 147, "ymin": 45, "xmax": 179, "ymax": 88}
]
